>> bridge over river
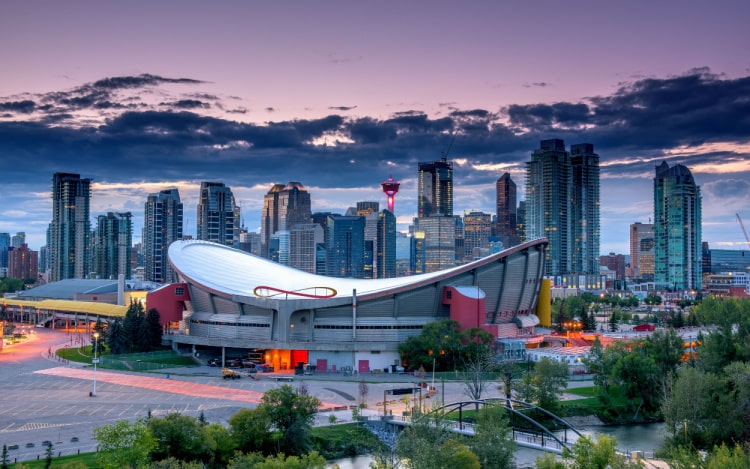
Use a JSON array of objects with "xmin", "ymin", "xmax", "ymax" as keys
[{"xmin": 375, "ymin": 397, "xmax": 583, "ymax": 454}]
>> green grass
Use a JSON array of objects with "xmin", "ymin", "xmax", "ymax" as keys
[
  {"xmin": 8, "ymin": 451, "xmax": 99, "ymax": 468},
  {"xmin": 564, "ymin": 386, "xmax": 598, "ymax": 397},
  {"xmin": 310, "ymin": 422, "xmax": 384, "ymax": 459},
  {"xmin": 55, "ymin": 347, "xmax": 197, "ymax": 370}
]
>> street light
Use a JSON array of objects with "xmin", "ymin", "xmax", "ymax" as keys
[{"xmin": 92, "ymin": 332, "xmax": 100, "ymax": 397}]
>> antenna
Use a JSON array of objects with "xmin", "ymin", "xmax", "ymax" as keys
[{"xmin": 441, "ymin": 130, "xmax": 456, "ymax": 159}]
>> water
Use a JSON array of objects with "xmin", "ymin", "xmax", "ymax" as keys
[{"xmin": 329, "ymin": 423, "xmax": 666, "ymax": 468}]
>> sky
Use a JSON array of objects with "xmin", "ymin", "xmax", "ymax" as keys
[{"xmin": 1, "ymin": 1, "xmax": 749, "ymax": 255}]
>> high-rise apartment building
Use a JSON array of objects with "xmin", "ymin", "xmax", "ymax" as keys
[
  {"xmin": 570, "ymin": 144, "xmax": 601, "ymax": 275},
  {"xmin": 415, "ymin": 216, "xmax": 458, "ymax": 273},
  {"xmin": 197, "ymin": 182, "xmax": 240, "ymax": 247},
  {"xmin": 8, "ymin": 244, "xmax": 38, "ymax": 281},
  {"xmin": 260, "ymin": 184, "xmax": 285, "ymax": 258},
  {"xmin": 629, "ymin": 222, "xmax": 654, "ymax": 281},
  {"xmin": 95, "ymin": 212, "xmax": 133, "ymax": 279},
  {"xmin": 526, "ymin": 140, "xmax": 600, "ymax": 286},
  {"xmin": 496, "ymin": 173, "xmax": 518, "ymax": 248},
  {"xmin": 418, "ymin": 158, "xmax": 453, "ymax": 218},
  {"xmin": 376, "ymin": 209, "xmax": 397, "ymax": 278},
  {"xmin": 526, "ymin": 140, "xmax": 572, "ymax": 279},
  {"xmin": 144, "ymin": 188, "xmax": 183, "ymax": 283},
  {"xmin": 49, "ymin": 172, "xmax": 92, "ymax": 282},
  {"xmin": 516, "ymin": 201, "xmax": 526, "ymax": 243},
  {"xmin": 463, "ymin": 211, "xmax": 492, "ymax": 259},
  {"xmin": 654, "ymin": 161, "xmax": 702, "ymax": 290}
]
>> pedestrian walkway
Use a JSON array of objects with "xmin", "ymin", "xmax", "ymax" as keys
[{"xmin": 35, "ymin": 367, "xmax": 341, "ymax": 409}]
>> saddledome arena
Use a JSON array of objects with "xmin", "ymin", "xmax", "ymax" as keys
[{"xmin": 166, "ymin": 238, "xmax": 548, "ymax": 373}]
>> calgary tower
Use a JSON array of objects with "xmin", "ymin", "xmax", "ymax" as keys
[{"xmin": 381, "ymin": 175, "xmax": 400, "ymax": 213}]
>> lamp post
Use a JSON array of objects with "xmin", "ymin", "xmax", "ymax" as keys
[{"xmin": 92, "ymin": 332, "xmax": 100, "ymax": 397}]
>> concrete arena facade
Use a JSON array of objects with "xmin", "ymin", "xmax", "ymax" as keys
[{"xmin": 167, "ymin": 238, "xmax": 548, "ymax": 372}]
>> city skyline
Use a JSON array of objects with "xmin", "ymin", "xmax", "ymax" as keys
[{"xmin": 1, "ymin": 1, "xmax": 749, "ymax": 254}]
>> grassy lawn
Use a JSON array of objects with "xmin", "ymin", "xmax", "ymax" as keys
[
  {"xmin": 55, "ymin": 347, "xmax": 197, "ymax": 369},
  {"xmin": 564, "ymin": 386, "xmax": 598, "ymax": 397},
  {"xmin": 8, "ymin": 451, "xmax": 99, "ymax": 468}
]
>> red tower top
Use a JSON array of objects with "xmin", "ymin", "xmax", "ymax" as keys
[{"xmin": 381, "ymin": 175, "xmax": 400, "ymax": 213}]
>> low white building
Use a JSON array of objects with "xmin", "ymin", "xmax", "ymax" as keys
[{"xmin": 527, "ymin": 346, "xmax": 590, "ymax": 371}]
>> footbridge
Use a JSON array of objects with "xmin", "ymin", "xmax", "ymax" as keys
[{"xmin": 384, "ymin": 398, "xmax": 583, "ymax": 454}]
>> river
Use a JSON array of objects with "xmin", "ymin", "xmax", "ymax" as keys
[{"xmin": 330, "ymin": 422, "xmax": 666, "ymax": 468}]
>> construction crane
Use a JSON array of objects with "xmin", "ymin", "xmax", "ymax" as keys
[{"xmin": 738, "ymin": 213, "xmax": 750, "ymax": 249}]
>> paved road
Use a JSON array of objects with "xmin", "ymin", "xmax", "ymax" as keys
[{"xmin": 1, "ymin": 327, "xmax": 512, "ymax": 463}]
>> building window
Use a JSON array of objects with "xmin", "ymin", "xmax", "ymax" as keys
[{"xmin": 175, "ymin": 287, "xmax": 185, "ymax": 296}]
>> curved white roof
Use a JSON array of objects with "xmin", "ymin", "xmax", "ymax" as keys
[{"xmin": 169, "ymin": 240, "xmax": 514, "ymax": 299}]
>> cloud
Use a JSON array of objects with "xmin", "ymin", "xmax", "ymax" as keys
[
  {"xmin": 1, "ymin": 69, "xmax": 750, "ymax": 252},
  {"xmin": 92, "ymin": 74, "xmax": 204, "ymax": 89},
  {"xmin": 328, "ymin": 105, "xmax": 357, "ymax": 111}
]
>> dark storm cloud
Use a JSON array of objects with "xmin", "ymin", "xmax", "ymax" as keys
[
  {"xmin": 161, "ymin": 99, "xmax": 210, "ymax": 109},
  {"xmin": 1, "ymin": 69, "xmax": 749, "ymax": 194},
  {"xmin": 92, "ymin": 74, "xmax": 204, "ymax": 89},
  {"xmin": 0, "ymin": 100, "xmax": 36, "ymax": 113},
  {"xmin": 328, "ymin": 106, "xmax": 357, "ymax": 111}
]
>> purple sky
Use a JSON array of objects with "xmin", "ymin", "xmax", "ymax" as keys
[{"xmin": 1, "ymin": 1, "xmax": 749, "ymax": 255}]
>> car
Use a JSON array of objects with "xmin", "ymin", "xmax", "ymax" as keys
[{"xmin": 208, "ymin": 358, "xmax": 221, "ymax": 367}]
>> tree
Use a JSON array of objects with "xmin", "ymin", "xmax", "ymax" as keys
[
  {"xmin": 662, "ymin": 366, "xmax": 714, "ymax": 447},
  {"xmin": 470, "ymin": 404, "xmax": 515, "ymax": 469},
  {"xmin": 395, "ymin": 416, "xmax": 457, "ymax": 469},
  {"xmin": 358, "ymin": 380, "xmax": 369, "ymax": 408},
  {"xmin": 147, "ymin": 413, "xmax": 211, "ymax": 463},
  {"xmin": 202, "ymin": 423, "xmax": 235, "ymax": 468},
  {"xmin": 461, "ymin": 344, "xmax": 493, "ymax": 401},
  {"xmin": 44, "ymin": 441, "xmax": 53, "ymax": 469},
  {"xmin": 93, "ymin": 418, "xmax": 155, "ymax": 469},
  {"xmin": 1, "ymin": 444, "xmax": 9, "ymax": 469},
  {"xmin": 260, "ymin": 385, "xmax": 321, "ymax": 455},
  {"xmin": 609, "ymin": 309, "xmax": 620, "ymax": 332},
  {"xmin": 611, "ymin": 351, "xmax": 660, "ymax": 413},
  {"xmin": 122, "ymin": 300, "xmax": 146, "ymax": 353},
  {"xmin": 644, "ymin": 329, "xmax": 685, "ymax": 377},
  {"xmin": 106, "ymin": 318, "xmax": 128, "ymax": 355},
  {"xmin": 228, "ymin": 451, "xmax": 326, "ymax": 469},
  {"xmin": 398, "ymin": 319, "xmax": 465, "ymax": 372},
  {"xmin": 529, "ymin": 357, "xmax": 569, "ymax": 413},
  {"xmin": 564, "ymin": 434, "xmax": 642, "ymax": 469},
  {"xmin": 228, "ymin": 407, "xmax": 272, "ymax": 454},
  {"xmin": 145, "ymin": 308, "xmax": 163, "ymax": 350}
]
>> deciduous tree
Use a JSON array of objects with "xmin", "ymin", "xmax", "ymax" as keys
[
  {"xmin": 260, "ymin": 385, "xmax": 321, "ymax": 455},
  {"xmin": 93, "ymin": 418, "xmax": 155, "ymax": 469}
]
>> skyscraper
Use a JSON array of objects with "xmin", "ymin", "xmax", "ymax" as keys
[
  {"xmin": 144, "ymin": 188, "xmax": 183, "ymax": 283},
  {"xmin": 8, "ymin": 244, "xmax": 38, "ymax": 281},
  {"xmin": 49, "ymin": 172, "xmax": 92, "ymax": 282},
  {"xmin": 197, "ymin": 182, "xmax": 240, "ymax": 247},
  {"xmin": 326, "ymin": 215, "xmax": 365, "ymax": 278},
  {"xmin": 526, "ymin": 140, "xmax": 600, "ymax": 286},
  {"xmin": 418, "ymin": 158, "xmax": 453, "ymax": 218},
  {"xmin": 629, "ymin": 222, "xmax": 654, "ymax": 281},
  {"xmin": 496, "ymin": 173, "xmax": 518, "ymax": 248},
  {"xmin": 463, "ymin": 211, "xmax": 492, "ymax": 259},
  {"xmin": 570, "ymin": 144, "xmax": 601, "ymax": 276},
  {"xmin": 95, "ymin": 212, "xmax": 133, "ymax": 279},
  {"xmin": 376, "ymin": 209, "xmax": 397, "ymax": 278},
  {"xmin": 0, "ymin": 233, "xmax": 10, "ymax": 269},
  {"xmin": 260, "ymin": 182, "xmax": 312, "ymax": 258},
  {"xmin": 654, "ymin": 161, "xmax": 702, "ymax": 290},
  {"xmin": 526, "ymin": 139, "xmax": 572, "ymax": 279}
]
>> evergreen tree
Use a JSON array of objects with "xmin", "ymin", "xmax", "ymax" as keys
[
  {"xmin": 146, "ymin": 308, "xmax": 163, "ymax": 350},
  {"xmin": 122, "ymin": 301, "xmax": 146, "ymax": 352},
  {"xmin": 106, "ymin": 318, "xmax": 127, "ymax": 355},
  {"xmin": 608, "ymin": 310, "xmax": 620, "ymax": 332},
  {"xmin": 44, "ymin": 441, "xmax": 53, "ymax": 469},
  {"xmin": 1, "ymin": 444, "xmax": 9, "ymax": 469}
]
